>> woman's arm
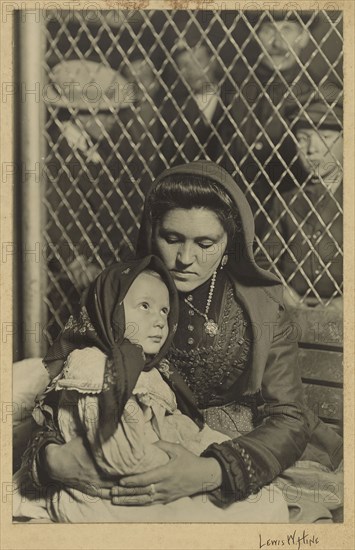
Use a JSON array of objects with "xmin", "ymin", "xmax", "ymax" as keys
[
  {"xmin": 108, "ymin": 307, "xmax": 308, "ymax": 507},
  {"xmin": 25, "ymin": 426, "xmax": 116, "ymax": 498},
  {"xmin": 201, "ymin": 305, "xmax": 310, "ymax": 505},
  {"xmin": 24, "ymin": 360, "xmax": 117, "ymax": 497},
  {"xmin": 44, "ymin": 438, "xmax": 117, "ymax": 498}
]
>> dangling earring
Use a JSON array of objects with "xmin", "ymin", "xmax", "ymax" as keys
[{"xmin": 220, "ymin": 255, "xmax": 228, "ymax": 270}]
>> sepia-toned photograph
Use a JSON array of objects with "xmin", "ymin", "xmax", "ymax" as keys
[{"xmin": 3, "ymin": 2, "xmax": 350, "ymax": 537}]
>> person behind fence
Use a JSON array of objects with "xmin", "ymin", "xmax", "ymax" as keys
[
  {"xmin": 234, "ymin": 10, "xmax": 319, "ymax": 236},
  {"xmin": 159, "ymin": 27, "xmax": 240, "ymax": 174},
  {"xmin": 46, "ymin": 59, "xmax": 161, "ymax": 292},
  {"xmin": 23, "ymin": 161, "xmax": 343, "ymax": 523},
  {"xmin": 257, "ymin": 85, "xmax": 343, "ymax": 308}
]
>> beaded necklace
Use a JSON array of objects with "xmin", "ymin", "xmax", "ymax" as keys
[{"xmin": 183, "ymin": 270, "xmax": 218, "ymax": 337}]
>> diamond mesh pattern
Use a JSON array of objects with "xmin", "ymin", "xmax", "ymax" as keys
[{"xmin": 41, "ymin": 9, "xmax": 343, "ymax": 342}]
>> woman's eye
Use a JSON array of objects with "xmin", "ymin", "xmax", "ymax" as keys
[
  {"xmin": 161, "ymin": 307, "xmax": 169, "ymax": 316},
  {"xmin": 139, "ymin": 302, "xmax": 150, "ymax": 310},
  {"xmin": 198, "ymin": 241, "xmax": 214, "ymax": 249},
  {"xmin": 165, "ymin": 236, "xmax": 180, "ymax": 244}
]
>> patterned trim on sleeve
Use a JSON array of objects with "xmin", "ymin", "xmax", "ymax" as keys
[
  {"xmin": 201, "ymin": 439, "xmax": 260, "ymax": 506},
  {"xmin": 23, "ymin": 428, "xmax": 65, "ymax": 489},
  {"xmin": 229, "ymin": 440, "xmax": 260, "ymax": 495}
]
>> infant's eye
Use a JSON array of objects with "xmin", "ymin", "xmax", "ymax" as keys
[{"xmin": 139, "ymin": 302, "xmax": 150, "ymax": 310}]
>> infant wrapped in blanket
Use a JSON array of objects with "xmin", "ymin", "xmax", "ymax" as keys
[
  {"xmin": 13, "ymin": 256, "xmax": 231, "ymax": 522},
  {"xmin": 41, "ymin": 347, "xmax": 229, "ymax": 522}
]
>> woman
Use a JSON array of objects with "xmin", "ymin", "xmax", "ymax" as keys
[{"xmin": 25, "ymin": 160, "xmax": 342, "ymax": 522}]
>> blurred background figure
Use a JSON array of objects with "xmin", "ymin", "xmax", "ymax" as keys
[
  {"xmin": 161, "ymin": 31, "xmax": 221, "ymax": 164},
  {"xmin": 44, "ymin": 60, "xmax": 136, "ymax": 291},
  {"xmin": 257, "ymin": 85, "xmax": 343, "ymax": 309},
  {"xmin": 159, "ymin": 18, "xmax": 242, "ymax": 181},
  {"xmin": 257, "ymin": 14, "xmax": 311, "ymax": 71},
  {"xmin": 122, "ymin": 52, "xmax": 162, "ymax": 180},
  {"xmin": 17, "ymin": 9, "xmax": 342, "ymax": 349},
  {"xmin": 233, "ymin": 10, "xmax": 321, "ymax": 236}
]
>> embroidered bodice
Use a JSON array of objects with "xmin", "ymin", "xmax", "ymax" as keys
[{"xmin": 166, "ymin": 274, "xmax": 252, "ymax": 409}]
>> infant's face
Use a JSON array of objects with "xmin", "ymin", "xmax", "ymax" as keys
[{"xmin": 123, "ymin": 272, "xmax": 170, "ymax": 355}]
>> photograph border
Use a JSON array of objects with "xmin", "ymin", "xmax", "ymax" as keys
[{"xmin": 1, "ymin": 1, "xmax": 354, "ymax": 549}]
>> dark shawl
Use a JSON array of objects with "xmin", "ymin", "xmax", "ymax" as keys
[{"xmin": 136, "ymin": 160, "xmax": 284, "ymax": 395}]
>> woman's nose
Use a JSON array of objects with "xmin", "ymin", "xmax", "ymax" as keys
[{"xmin": 177, "ymin": 243, "xmax": 194, "ymax": 265}]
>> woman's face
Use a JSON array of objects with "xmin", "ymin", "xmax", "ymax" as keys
[{"xmin": 154, "ymin": 208, "xmax": 228, "ymax": 292}]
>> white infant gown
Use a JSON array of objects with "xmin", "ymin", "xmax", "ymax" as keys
[{"xmin": 13, "ymin": 347, "xmax": 288, "ymax": 523}]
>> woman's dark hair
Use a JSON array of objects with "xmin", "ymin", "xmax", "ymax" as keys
[{"xmin": 148, "ymin": 173, "xmax": 240, "ymax": 242}]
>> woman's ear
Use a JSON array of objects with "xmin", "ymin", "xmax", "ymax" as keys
[
  {"xmin": 151, "ymin": 223, "xmax": 160, "ymax": 253},
  {"xmin": 220, "ymin": 254, "xmax": 228, "ymax": 269}
]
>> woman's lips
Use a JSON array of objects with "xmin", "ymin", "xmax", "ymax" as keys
[{"xmin": 171, "ymin": 270, "xmax": 197, "ymax": 279}]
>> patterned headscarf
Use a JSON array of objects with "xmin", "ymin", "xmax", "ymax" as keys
[{"xmin": 45, "ymin": 255, "xmax": 203, "ymax": 439}]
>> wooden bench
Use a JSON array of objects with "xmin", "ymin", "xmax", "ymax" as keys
[
  {"xmin": 288, "ymin": 306, "xmax": 343, "ymax": 433},
  {"xmin": 288, "ymin": 305, "xmax": 343, "ymax": 522}
]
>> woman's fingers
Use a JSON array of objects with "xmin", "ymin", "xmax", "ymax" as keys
[
  {"xmin": 71, "ymin": 482, "xmax": 112, "ymax": 500},
  {"xmin": 119, "ymin": 464, "xmax": 170, "ymax": 487},
  {"xmin": 111, "ymin": 483, "xmax": 163, "ymax": 506},
  {"xmin": 118, "ymin": 442, "xmax": 182, "ymax": 488},
  {"xmin": 111, "ymin": 494, "xmax": 158, "ymax": 506},
  {"xmin": 111, "ymin": 484, "xmax": 156, "ymax": 497}
]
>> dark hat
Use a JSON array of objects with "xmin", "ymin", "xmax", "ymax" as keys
[
  {"xmin": 244, "ymin": 9, "xmax": 320, "ymax": 29},
  {"xmin": 286, "ymin": 83, "xmax": 343, "ymax": 130}
]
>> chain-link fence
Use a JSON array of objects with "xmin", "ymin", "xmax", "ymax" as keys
[{"xmin": 29, "ymin": 9, "xmax": 343, "ymax": 344}]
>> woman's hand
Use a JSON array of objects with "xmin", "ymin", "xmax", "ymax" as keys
[
  {"xmin": 110, "ymin": 441, "xmax": 222, "ymax": 506},
  {"xmin": 45, "ymin": 437, "xmax": 116, "ymax": 499}
]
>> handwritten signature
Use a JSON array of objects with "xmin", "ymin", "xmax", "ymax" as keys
[{"xmin": 259, "ymin": 530, "xmax": 320, "ymax": 550}]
